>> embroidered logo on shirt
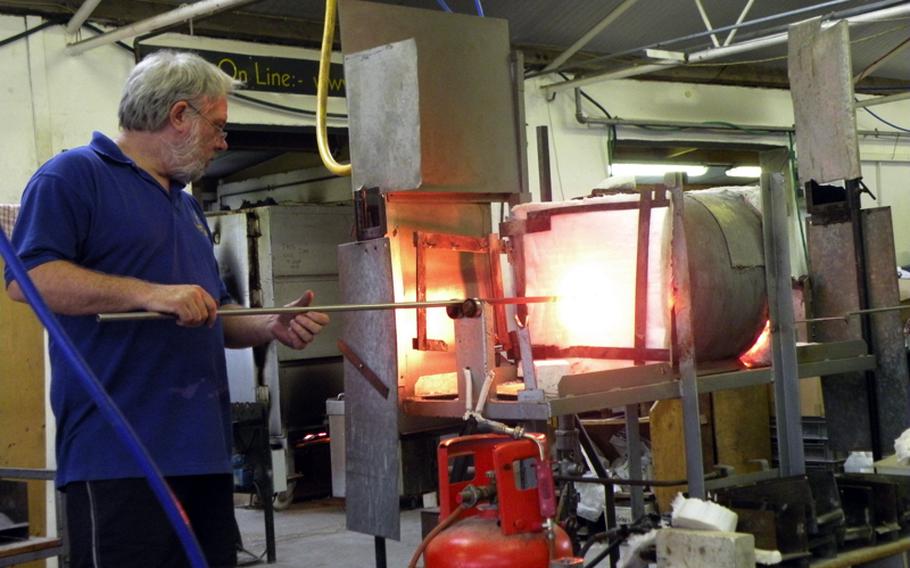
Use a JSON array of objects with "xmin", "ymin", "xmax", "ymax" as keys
[{"xmin": 194, "ymin": 220, "xmax": 209, "ymax": 239}]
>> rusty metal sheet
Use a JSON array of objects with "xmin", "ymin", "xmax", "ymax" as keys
[
  {"xmin": 788, "ymin": 18, "xmax": 861, "ymax": 185},
  {"xmin": 337, "ymin": 238, "xmax": 400, "ymax": 540},
  {"xmin": 861, "ymin": 208, "xmax": 910, "ymax": 451},
  {"xmin": 806, "ymin": 220, "xmax": 872, "ymax": 453},
  {"xmin": 339, "ymin": 0, "xmax": 520, "ymax": 195}
]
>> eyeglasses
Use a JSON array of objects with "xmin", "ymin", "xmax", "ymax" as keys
[{"xmin": 184, "ymin": 100, "xmax": 228, "ymax": 141}]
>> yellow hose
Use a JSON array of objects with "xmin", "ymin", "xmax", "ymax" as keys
[{"xmin": 317, "ymin": 0, "xmax": 352, "ymax": 176}]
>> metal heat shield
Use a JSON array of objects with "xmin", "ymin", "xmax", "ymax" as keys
[
  {"xmin": 861, "ymin": 208, "xmax": 910, "ymax": 451},
  {"xmin": 344, "ymin": 38, "xmax": 421, "ymax": 193},
  {"xmin": 788, "ymin": 18, "xmax": 861, "ymax": 186},
  {"xmin": 337, "ymin": 238, "xmax": 401, "ymax": 540},
  {"xmin": 807, "ymin": 219, "xmax": 872, "ymax": 453},
  {"xmin": 339, "ymin": 0, "xmax": 521, "ymax": 195},
  {"xmin": 805, "ymin": 210, "xmax": 910, "ymax": 456}
]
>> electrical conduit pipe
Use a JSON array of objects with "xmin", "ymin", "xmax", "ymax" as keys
[{"xmin": 317, "ymin": 0, "xmax": 352, "ymax": 177}]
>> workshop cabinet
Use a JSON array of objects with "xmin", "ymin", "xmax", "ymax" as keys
[{"xmin": 208, "ymin": 204, "xmax": 353, "ymax": 497}]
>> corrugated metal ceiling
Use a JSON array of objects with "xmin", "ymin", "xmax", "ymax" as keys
[{"xmin": 247, "ymin": 0, "xmax": 910, "ymax": 83}]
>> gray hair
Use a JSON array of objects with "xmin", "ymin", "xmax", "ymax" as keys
[{"xmin": 118, "ymin": 50, "xmax": 243, "ymax": 131}]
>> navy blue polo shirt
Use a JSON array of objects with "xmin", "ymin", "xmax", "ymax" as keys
[{"xmin": 5, "ymin": 132, "xmax": 234, "ymax": 487}]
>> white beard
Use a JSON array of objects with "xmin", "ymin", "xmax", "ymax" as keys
[{"xmin": 168, "ymin": 123, "xmax": 209, "ymax": 184}]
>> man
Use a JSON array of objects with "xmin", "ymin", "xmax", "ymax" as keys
[{"xmin": 4, "ymin": 51, "xmax": 328, "ymax": 567}]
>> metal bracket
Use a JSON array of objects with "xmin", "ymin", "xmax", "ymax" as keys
[
  {"xmin": 412, "ymin": 230, "xmax": 510, "ymax": 352},
  {"xmin": 337, "ymin": 339, "xmax": 390, "ymax": 399},
  {"xmin": 354, "ymin": 186, "xmax": 387, "ymax": 241}
]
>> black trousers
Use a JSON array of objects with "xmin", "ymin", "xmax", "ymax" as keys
[{"xmin": 64, "ymin": 474, "xmax": 238, "ymax": 568}]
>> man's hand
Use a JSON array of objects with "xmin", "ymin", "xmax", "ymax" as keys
[
  {"xmin": 143, "ymin": 284, "xmax": 218, "ymax": 328},
  {"xmin": 6, "ymin": 260, "xmax": 219, "ymax": 327},
  {"xmin": 267, "ymin": 291, "xmax": 329, "ymax": 349}
]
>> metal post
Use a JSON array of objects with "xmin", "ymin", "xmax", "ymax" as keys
[
  {"xmin": 847, "ymin": 179, "xmax": 883, "ymax": 459},
  {"xmin": 625, "ymin": 403, "xmax": 644, "ymax": 519},
  {"xmin": 760, "ymin": 150, "xmax": 805, "ymax": 476},
  {"xmin": 667, "ymin": 174, "xmax": 706, "ymax": 499},
  {"xmin": 576, "ymin": 417, "xmax": 618, "ymax": 568},
  {"xmin": 536, "ymin": 126, "xmax": 553, "ymax": 203},
  {"xmin": 374, "ymin": 536, "xmax": 387, "ymax": 568},
  {"xmin": 510, "ymin": 50, "xmax": 531, "ymax": 206}
]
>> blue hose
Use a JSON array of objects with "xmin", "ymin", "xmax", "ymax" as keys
[
  {"xmin": 0, "ymin": 230, "xmax": 208, "ymax": 568},
  {"xmin": 435, "ymin": 0, "xmax": 453, "ymax": 12},
  {"xmin": 474, "ymin": 0, "xmax": 484, "ymax": 16}
]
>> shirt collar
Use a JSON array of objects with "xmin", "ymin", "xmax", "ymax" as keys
[
  {"xmin": 89, "ymin": 131, "xmax": 187, "ymax": 195},
  {"xmin": 89, "ymin": 131, "xmax": 133, "ymax": 165}
]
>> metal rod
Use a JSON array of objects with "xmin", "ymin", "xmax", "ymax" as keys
[
  {"xmin": 797, "ymin": 304, "xmax": 910, "ymax": 323},
  {"xmin": 556, "ymin": 470, "xmax": 722, "ymax": 488},
  {"xmin": 97, "ymin": 296, "xmax": 557, "ymax": 322},
  {"xmin": 724, "ymin": 0, "xmax": 757, "ymax": 46},
  {"xmin": 693, "ymin": 0, "xmax": 721, "ymax": 47}
]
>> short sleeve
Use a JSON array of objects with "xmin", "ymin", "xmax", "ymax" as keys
[{"xmin": 4, "ymin": 171, "xmax": 92, "ymax": 287}]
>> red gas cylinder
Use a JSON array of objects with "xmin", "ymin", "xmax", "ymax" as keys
[{"xmin": 422, "ymin": 434, "xmax": 575, "ymax": 568}]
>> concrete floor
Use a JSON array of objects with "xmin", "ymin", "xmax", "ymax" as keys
[
  {"xmin": 234, "ymin": 498, "xmax": 424, "ymax": 567},
  {"xmin": 233, "ymin": 497, "xmax": 616, "ymax": 567}
]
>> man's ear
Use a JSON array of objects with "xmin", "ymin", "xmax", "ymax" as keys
[{"xmin": 169, "ymin": 100, "xmax": 192, "ymax": 133}]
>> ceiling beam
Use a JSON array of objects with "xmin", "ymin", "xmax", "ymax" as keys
[
  {"xmin": 65, "ymin": 0, "xmax": 259, "ymax": 55},
  {"xmin": 540, "ymin": 0, "xmax": 639, "ymax": 74},
  {"xmin": 65, "ymin": 0, "xmax": 102, "ymax": 34},
  {"xmin": 542, "ymin": 1, "xmax": 910, "ymax": 94},
  {"xmin": 854, "ymin": 35, "xmax": 910, "ymax": 84},
  {"xmin": 0, "ymin": 0, "xmax": 327, "ymax": 47}
]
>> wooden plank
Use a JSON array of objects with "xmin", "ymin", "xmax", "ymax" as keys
[
  {"xmin": 650, "ymin": 396, "xmax": 715, "ymax": 512},
  {"xmin": 713, "ymin": 385, "xmax": 773, "ymax": 476},
  {"xmin": 0, "ymin": 537, "xmax": 61, "ymax": 560},
  {"xmin": 0, "ymin": 258, "xmax": 47, "ymax": 567}
]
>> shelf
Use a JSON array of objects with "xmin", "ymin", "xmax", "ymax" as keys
[
  {"xmin": 0, "ymin": 536, "xmax": 63, "ymax": 567},
  {"xmin": 401, "ymin": 340, "xmax": 875, "ymax": 421}
]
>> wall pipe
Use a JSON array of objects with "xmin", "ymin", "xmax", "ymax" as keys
[
  {"xmin": 0, "ymin": 232, "xmax": 208, "ymax": 568},
  {"xmin": 316, "ymin": 0, "xmax": 351, "ymax": 176},
  {"xmin": 574, "ymin": 90, "xmax": 910, "ymax": 138},
  {"xmin": 65, "ymin": 0, "xmax": 257, "ymax": 55}
]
